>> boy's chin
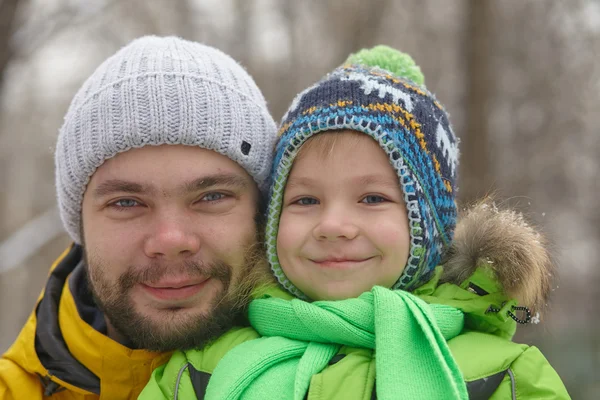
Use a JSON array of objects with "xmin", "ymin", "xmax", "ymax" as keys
[{"xmin": 303, "ymin": 281, "xmax": 372, "ymax": 301}]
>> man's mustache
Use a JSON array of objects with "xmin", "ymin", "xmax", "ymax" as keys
[{"xmin": 118, "ymin": 260, "xmax": 232, "ymax": 290}]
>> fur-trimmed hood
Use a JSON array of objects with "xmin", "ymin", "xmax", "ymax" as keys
[{"xmin": 440, "ymin": 200, "xmax": 554, "ymax": 311}]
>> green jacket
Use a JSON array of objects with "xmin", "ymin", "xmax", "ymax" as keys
[{"xmin": 140, "ymin": 203, "xmax": 570, "ymax": 399}]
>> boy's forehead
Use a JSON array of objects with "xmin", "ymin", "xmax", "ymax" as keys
[
  {"xmin": 295, "ymin": 132, "xmax": 391, "ymax": 166},
  {"xmin": 285, "ymin": 132, "xmax": 402, "ymax": 193},
  {"xmin": 286, "ymin": 172, "xmax": 399, "ymax": 187},
  {"xmin": 295, "ymin": 130, "xmax": 367, "ymax": 161}
]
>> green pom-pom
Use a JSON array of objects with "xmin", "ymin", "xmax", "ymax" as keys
[{"xmin": 345, "ymin": 45, "xmax": 425, "ymax": 86}]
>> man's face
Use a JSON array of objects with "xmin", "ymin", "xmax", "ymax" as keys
[{"xmin": 81, "ymin": 145, "xmax": 260, "ymax": 351}]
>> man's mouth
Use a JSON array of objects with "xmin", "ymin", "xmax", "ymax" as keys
[{"xmin": 140, "ymin": 277, "xmax": 210, "ymax": 302}]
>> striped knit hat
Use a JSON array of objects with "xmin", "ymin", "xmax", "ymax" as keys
[{"xmin": 266, "ymin": 46, "xmax": 459, "ymax": 298}]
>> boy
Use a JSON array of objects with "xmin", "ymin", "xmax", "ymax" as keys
[{"xmin": 142, "ymin": 46, "xmax": 570, "ymax": 399}]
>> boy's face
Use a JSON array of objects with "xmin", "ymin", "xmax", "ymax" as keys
[{"xmin": 277, "ymin": 131, "xmax": 410, "ymax": 300}]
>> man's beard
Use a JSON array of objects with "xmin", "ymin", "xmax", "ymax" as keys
[{"xmin": 84, "ymin": 243, "xmax": 268, "ymax": 352}]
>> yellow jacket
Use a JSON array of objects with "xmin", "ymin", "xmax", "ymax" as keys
[{"xmin": 0, "ymin": 245, "xmax": 171, "ymax": 399}]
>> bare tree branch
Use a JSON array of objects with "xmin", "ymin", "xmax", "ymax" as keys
[
  {"xmin": 11, "ymin": 0, "xmax": 121, "ymax": 60},
  {"xmin": 174, "ymin": 0, "xmax": 194, "ymax": 40},
  {"xmin": 233, "ymin": 0, "xmax": 252, "ymax": 65},
  {"xmin": 325, "ymin": 0, "xmax": 391, "ymax": 62},
  {"xmin": 0, "ymin": 208, "xmax": 63, "ymax": 274},
  {"xmin": 0, "ymin": 0, "xmax": 21, "ymax": 92}
]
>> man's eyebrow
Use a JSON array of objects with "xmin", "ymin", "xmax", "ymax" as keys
[
  {"xmin": 93, "ymin": 179, "xmax": 152, "ymax": 198},
  {"xmin": 92, "ymin": 174, "xmax": 250, "ymax": 199},
  {"xmin": 182, "ymin": 174, "xmax": 250, "ymax": 193}
]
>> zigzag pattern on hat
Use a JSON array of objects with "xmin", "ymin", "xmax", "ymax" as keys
[{"xmin": 267, "ymin": 62, "xmax": 459, "ymax": 298}]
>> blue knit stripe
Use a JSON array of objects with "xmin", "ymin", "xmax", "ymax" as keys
[{"xmin": 268, "ymin": 64, "xmax": 458, "ymax": 295}]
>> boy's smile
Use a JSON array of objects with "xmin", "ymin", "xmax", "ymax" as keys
[
  {"xmin": 310, "ymin": 255, "xmax": 377, "ymax": 269},
  {"xmin": 277, "ymin": 131, "xmax": 411, "ymax": 300}
]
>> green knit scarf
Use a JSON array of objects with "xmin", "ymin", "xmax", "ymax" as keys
[{"xmin": 206, "ymin": 286, "xmax": 468, "ymax": 400}]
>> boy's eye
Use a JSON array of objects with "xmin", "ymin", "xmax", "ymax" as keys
[
  {"xmin": 293, "ymin": 197, "xmax": 319, "ymax": 206},
  {"xmin": 361, "ymin": 195, "xmax": 387, "ymax": 204},
  {"xmin": 201, "ymin": 192, "xmax": 226, "ymax": 202},
  {"xmin": 110, "ymin": 199, "xmax": 141, "ymax": 209}
]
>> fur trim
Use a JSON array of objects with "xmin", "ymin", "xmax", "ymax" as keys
[{"xmin": 441, "ymin": 199, "xmax": 554, "ymax": 310}]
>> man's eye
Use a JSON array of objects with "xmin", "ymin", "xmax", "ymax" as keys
[
  {"xmin": 361, "ymin": 195, "xmax": 386, "ymax": 204},
  {"xmin": 201, "ymin": 192, "xmax": 226, "ymax": 202},
  {"xmin": 293, "ymin": 197, "xmax": 319, "ymax": 206},
  {"xmin": 111, "ymin": 199, "xmax": 140, "ymax": 208}
]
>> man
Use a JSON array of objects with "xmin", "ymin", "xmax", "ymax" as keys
[{"xmin": 0, "ymin": 36, "xmax": 277, "ymax": 399}]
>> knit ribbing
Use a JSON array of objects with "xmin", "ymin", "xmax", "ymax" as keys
[
  {"xmin": 206, "ymin": 287, "xmax": 468, "ymax": 400},
  {"xmin": 267, "ymin": 51, "xmax": 459, "ymax": 295},
  {"xmin": 55, "ymin": 36, "xmax": 277, "ymax": 243}
]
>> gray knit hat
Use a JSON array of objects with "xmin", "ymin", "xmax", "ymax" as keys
[{"xmin": 55, "ymin": 36, "xmax": 277, "ymax": 244}]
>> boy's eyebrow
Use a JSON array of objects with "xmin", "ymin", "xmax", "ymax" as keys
[
  {"xmin": 286, "ymin": 174, "xmax": 399, "ymax": 189},
  {"xmin": 355, "ymin": 174, "xmax": 400, "ymax": 188},
  {"xmin": 285, "ymin": 176, "xmax": 316, "ymax": 189},
  {"xmin": 93, "ymin": 174, "xmax": 249, "ymax": 199}
]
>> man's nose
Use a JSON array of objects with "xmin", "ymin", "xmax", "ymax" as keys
[{"xmin": 143, "ymin": 213, "xmax": 201, "ymax": 259}]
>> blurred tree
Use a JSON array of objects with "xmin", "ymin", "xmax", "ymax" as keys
[
  {"xmin": 0, "ymin": 0, "xmax": 20, "ymax": 91},
  {"xmin": 0, "ymin": 1, "xmax": 598, "ymax": 396},
  {"xmin": 461, "ymin": 0, "xmax": 492, "ymax": 203}
]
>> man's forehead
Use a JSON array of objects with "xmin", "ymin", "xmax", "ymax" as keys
[
  {"xmin": 87, "ymin": 145, "xmax": 257, "ymax": 196},
  {"xmin": 91, "ymin": 175, "xmax": 251, "ymax": 199}
]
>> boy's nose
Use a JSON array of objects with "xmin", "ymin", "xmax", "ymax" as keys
[
  {"xmin": 312, "ymin": 209, "xmax": 359, "ymax": 241},
  {"xmin": 144, "ymin": 214, "xmax": 201, "ymax": 259}
]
